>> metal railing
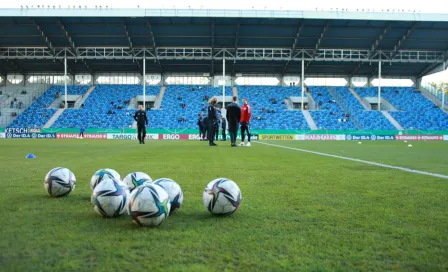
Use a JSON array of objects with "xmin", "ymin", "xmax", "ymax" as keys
[{"xmin": 421, "ymin": 82, "xmax": 447, "ymax": 108}]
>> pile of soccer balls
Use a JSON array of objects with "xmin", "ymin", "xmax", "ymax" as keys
[{"xmin": 43, "ymin": 167, "xmax": 242, "ymax": 227}]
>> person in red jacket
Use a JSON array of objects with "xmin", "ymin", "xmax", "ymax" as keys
[{"xmin": 240, "ymin": 98, "xmax": 252, "ymax": 147}]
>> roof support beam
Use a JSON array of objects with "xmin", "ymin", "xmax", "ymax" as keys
[
  {"xmin": 389, "ymin": 23, "xmax": 417, "ymax": 59},
  {"xmin": 121, "ymin": 19, "xmax": 133, "ymax": 50},
  {"xmin": 210, "ymin": 20, "xmax": 215, "ymax": 76},
  {"xmin": 232, "ymin": 23, "xmax": 240, "ymax": 76},
  {"xmin": 57, "ymin": 19, "xmax": 77, "ymax": 56},
  {"xmin": 145, "ymin": 19, "xmax": 163, "ymax": 73},
  {"xmin": 282, "ymin": 21, "xmax": 303, "ymax": 76},
  {"xmin": 417, "ymin": 49, "xmax": 448, "ymax": 78},
  {"xmin": 350, "ymin": 23, "xmax": 392, "ymax": 76},
  {"xmin": 305, "ymin": 20, "xmax": 329, "ymax": 72},
  {"xmin": 32, "ymin": 19, "xmax": 55, "ymax": 56},
  {"xmin": 122, "ymin": 18, "xmax": 142, "ymax": 74}
]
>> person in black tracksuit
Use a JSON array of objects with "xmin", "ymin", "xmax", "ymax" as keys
[
  {"xmin": 215, "ymin": 116, "xmax": 220, "ymax": 141},
  {"xmin": 226, "ymin": 96, "xmax": 241, "ymax": 147},
  {"xmin": 221, "ymin": 116, "xmax": 227, "ymax": 141},
  {"xmin": 202, "ymin": 116, "xmax": 208, "ymax": 140},
  {"xmin": 197, "ymin": 114, "xmax": 204, "ymax": 140},
  {"xmin": 134, "ymin": 104, "xmax": 148, "ymax": 144},
  {"xmin": 207, "ymin": 97, "xmax": 218, "ymax": 146}
]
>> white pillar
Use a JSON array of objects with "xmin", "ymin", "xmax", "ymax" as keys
[
  {"xmin": 378, "ymin": 60, "xmax": 382, "ymax": 111},
  {"xmin": 222, "ymin": 57, "xmax": 225, "ymax": 108},
  {"xmin": 64, "ymin": 57, "xmax": 67, "ymax": 108},
  {"xmin": 301, "ymin": 58, "xmax": 305, "ymax": 110},
  {"xmin": 143, "ymin": 57, "xmax": 146, "ymax": 109},
  {"xmin": 442, "ymin": 82, "xmax": 445, "ymax": 110}
]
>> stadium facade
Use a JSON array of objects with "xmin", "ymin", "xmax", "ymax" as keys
[{"xmin": 0, "ymin": 8, "xmax": 447, "ymax": 137}]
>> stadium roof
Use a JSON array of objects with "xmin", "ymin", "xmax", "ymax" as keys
[{"xmin": 0, "ymin": 8, "xmax": 447, "ymax": 78}]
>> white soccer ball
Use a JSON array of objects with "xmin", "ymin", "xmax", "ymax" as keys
[
  {"xmin": 203, "ymin": 178, "xmax": 242, "ymax": 215},
  {"xmin": 153, "ymin": 178, "xmax": 183, "ymax": 215},
  {"xmin": 44, "ymin": 167, "xmax": 76, "ymax": 197},
  {"xmin": 90, "ymin": 168, "xmax": 121, "ymax": 190},
  {"xmin": 127, "ymin": 184, "xmax": 171, "ymax": 227},
  {"xmin": 91, "ymin": 176, "xmax": 129, "ymax": 217},
  {"xmin": 408, "ymin": 144, "xmax": 413, "ymax": 147},
  {"xmin": 122, "ymin": 172, "xmax": 152, "ymax": 191}
]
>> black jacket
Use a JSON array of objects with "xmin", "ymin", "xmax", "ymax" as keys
[
  {"xmin": 203, "ymin": 116, "xmax": 209, "ymax": 129},
  {"xmin": 197, "ymin": 117, "xmax": 203, "ymax": 128},
  {"xmin": 221, "ymin": 118, "xmax": 227, "ymax": 129},
  {"xmin": 207, "ymin": 104, "xmax": 218, "ymax": 126},
  {"xmin": 226, "ymin": 102, "xmax": 241, "ymax": 129},
  {"xmin": 134, "ymin": 110, "xmax": 148, "ymax": 126}
]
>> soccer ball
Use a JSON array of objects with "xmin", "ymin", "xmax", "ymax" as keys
[
  {"xmin": 44, "ymin": 167, "xmax": 76, "ymax": 197},
  {"xmin": 90, "ymin": 168, "xmax": 121, "ymax": 190},
  {"xmin": 122, "ymin": 172, "xmax": 152, "ymax": 191},
  {"xmin": 153, "ymin": 178, "xmax": 183, "ymax": 215},
  {"xmin": 203, "ymin": 178, "xmax": 242, "ymax": 215},
  {"xmin": 127, "ymin": 184, "xmax": 171, "ymax": 227},
  {"xmin": 92, "ymin": 176, "xmax": 129, "ymax": 217}
]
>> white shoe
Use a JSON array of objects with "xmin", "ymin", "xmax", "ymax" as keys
[
  {"xmin": 246, "ymin": 142, "xmax": 251, "ymax": 147},
  {"xmin": 239, "ymin": 142, "xmax": 245, "ymax": 146}
]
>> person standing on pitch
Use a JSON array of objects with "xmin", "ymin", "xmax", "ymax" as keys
[
  {"xmin": 79, "ymin": 126, "xmax": 85, "ymax": 139},
  {"xmin": 133, "ymin": 104, "xmax": 148, "ymax": 144},
  {"xmin": 215, "ymin": 114, "xmax": 220, "ymax": 142},
  {"xmin": 197, "ymin": 113, "xmax": 204, "ymax": 140},
  {"xmin": 240, "ymin": 98, "xmax": 252, "ymax": 147},
  {"xmin": 221, "ymin": 116, "xmax": 227, "ymax": 141},
  {"xmin": 207, "ymin": 97, "xmax": 218, "ymax": 146},
  {"xmin": 226, "ymin": 96, "xmax": 241, "ymax": 147}
]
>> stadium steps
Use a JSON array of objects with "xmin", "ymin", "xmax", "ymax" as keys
[
  {"xmin": 306, "ymin": 91, "xmax": 318, "ymax": 110},
  {"xmin": 233, "ymin": 86, "xmax": 238, "ymax": 98},
  {"xmin": 302, "ymin": 110, "xmax": 317, "ymax": 130},
  {"xmin": 419, "ymin": 87, "xmax": 448, "ymax": 113},
  {"xmin": 381, "ymin": 111, "xmax": 404, "ymax": 130},
  {"xmin": 153, "ymin": 86, "xmax": 166, "ymax": 109},
  {"xmin": 348, "ymin": 88, "xmax": 370, "ymax": 109},
  {"xmin": 43, "ymin": 108, "xmax": 65, "ymax": 128},
  {"xmin": 75, "ymin": 85, "xmax": 96, "ymax": 108}
]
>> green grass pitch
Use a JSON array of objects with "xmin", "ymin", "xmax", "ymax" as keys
[{"xmin": 0, "ymin": 139, "xmax": 447, "ymax": 271}]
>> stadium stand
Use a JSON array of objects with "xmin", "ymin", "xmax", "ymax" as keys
[
  {"xmin": 237, "ymin": 86, "xmax": 310, "ymax": 130},
  {"xmin": 335, "ymin": 87, "xmax": 396, "ymax": 130},
  {"xmin": 52, "ymin": 85, "xmax": 160, "ymax": 128},
  {"xmin": 354, "ymin": 87, "xmax": 448, "ymax": 130},
  {"xmin": 308, "ymin": 86, "xmax": 356, "ymax": 130},
  {"xmin": 8, "ymin": 85, "xmax": 89, "ymax": 128}
]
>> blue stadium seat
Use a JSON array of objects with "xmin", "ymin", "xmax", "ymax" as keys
[{"xmin": 8, "ymin": 85, "xmax": 89, "ymax": 128}]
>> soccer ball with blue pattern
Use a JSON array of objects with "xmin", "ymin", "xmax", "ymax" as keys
[
  {"xmin": 127, "ymin": 184, "xmax": 171, "ymax": 227},
  {"xmin": 123, "ymin": 172, "xmax": 152, "ymax": 191},
  {"xmin": 91, "ymin": 176, "xmax": 129, "ymax": 218},
  {"xmin": 203, "ymin": 178, "xmax": 242, "ymax": 215},
  {"xmin": 90, "ymin": 168, "xmax": 121, "ymax": 191},
  {"xmin": 153, "ymin": 178, "xmax": 183, "ymax": 215},
  {"xmin": 44, "ymin": 167, "xmax": 76, "ymax": 197}
]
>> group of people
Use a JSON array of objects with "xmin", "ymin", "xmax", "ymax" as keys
[
  {"xmin": 200, "ymin": 96, "xmax": 252, "ymax": 147},
  {"xmin": 132, "ymin": 96, "xmax": 252, "ymax": 147}
]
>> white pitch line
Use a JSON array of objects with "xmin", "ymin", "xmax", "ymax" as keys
[{"xmin": 256, "ymin": 141, "xmax": 448, "ymax": 179}]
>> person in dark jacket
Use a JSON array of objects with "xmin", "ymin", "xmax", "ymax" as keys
[
  {"xmin": 226, "ymin": 96, "xmax": 241, "ymax": 147},
  {"xmin": 197, "ymin": 114, "xmax": 204, "ymax": 140},
  {"xmin": 207, "ymin": 97, "xmax": 218, "ymax": 146},
  {"xmin": 215, "ymin": 115, "xmax": 220, "ymax": 142},
  {"xmin": 133, "ymin": 104, "xmax": 148, "ymax": 144},
  {"xmin": 202, "ymin": 116, "xmax": 208, "ymax": 140},
  {"xmin": 221, "ymin": 116, "xmax": 227, "ymax": 141}
]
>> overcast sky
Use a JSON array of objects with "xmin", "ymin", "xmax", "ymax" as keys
[{"xmin": 2, "ymin": 0, "xmax": 448, "ymax": 13}]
